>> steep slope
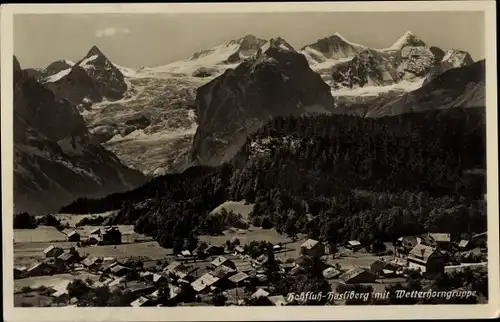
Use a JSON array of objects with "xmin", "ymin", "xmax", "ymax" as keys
[
  {"xmin": 13, "ymin": 56, "xmax": 148, "ymax": 214},
  {"xmin": 191, "ymin": 38, "xmax": 336, "ymax": 166},
  {"xmin": 365, "ymin": 59, "xmax": 485, "ymax": 118},
  {"xmin": 424, "ymin": 49, "xmax": 474, "ymax": 84}
]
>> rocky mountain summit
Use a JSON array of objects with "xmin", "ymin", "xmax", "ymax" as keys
[
  {"xmin": 40, "ymin": 46, "xmax": 128, "ymax": 110},
  {"xmin": 190, "ymin": 38, "xmax": 336, "ymax": 166}
]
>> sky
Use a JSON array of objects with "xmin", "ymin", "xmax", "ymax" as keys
[{"xmin": 13, "ymin": 11, "xmax": 485, "ymax": 69}]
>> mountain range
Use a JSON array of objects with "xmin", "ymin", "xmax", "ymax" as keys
[{"xmin": 13, "ymin": 31, "xmax": 485, "ymax": 213}]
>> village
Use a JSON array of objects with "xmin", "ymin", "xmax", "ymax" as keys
[{"xmin": 13, "ymin": 211, "xmax": 488, "ymax": 307}]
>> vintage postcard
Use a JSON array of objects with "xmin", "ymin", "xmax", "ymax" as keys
[{"xmin": 1, "ymin": 2, "xmax": 498, "ymax": 321}]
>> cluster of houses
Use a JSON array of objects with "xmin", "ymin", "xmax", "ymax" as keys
[{"xmin": 14, "ymin": 229, "xmax": 487, "ymax": 307}]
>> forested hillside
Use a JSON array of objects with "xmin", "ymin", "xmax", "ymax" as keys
[{"xmin": 60, "ymin": 107, "xmax": 486, "ymax": 248}]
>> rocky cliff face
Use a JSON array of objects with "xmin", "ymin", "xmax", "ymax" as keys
[
  {"xmin": 191, "ymin": 38, "xmax": 335, "ymax": 166},
  {"xmin": 365, "ymin": 60, "xmax": 485, "ymax": 118},
  {"xmin": 40, "ymin": 46, "xmax": 127, "ymax": 110},
  {"xmin": 13, "ymin": 56, "xmax": 147, "ymax": 214}
]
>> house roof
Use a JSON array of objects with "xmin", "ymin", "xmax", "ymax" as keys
[
  {"xmin": 234, "ymin": 261, "xmax": 253, "ymax": 272},
  {"xmin": 280, "ymin": 262, "xmax": 296, "ymax": 269},
  {"xmin": 14, "ymin": 265, "xmax": 27, "ymax": 272},
  {"xmin": 165, "ymin": 261, "xmax": 182, "ymax": 273},
  {"xmin": 370, "ymin": 259, "xmax": 386, "ymax": 268},
  {"xmin": 408, "ymin": 244, "xmax": 438, "ymax": 263},
  {"xmin": 251, "ymin": 288, "xmax": 270, "ymax": 299},
  {"xmin": 301, "ymin": 239, "xmax": 319, "ymax": 249},
  {"xmin": 339, "ymin": 267, "xmax": 372, "ymax": 283},
  {"xmin": 43, "ymin": 245, "xmax": 60, "ymax": 254},
  {"xmin": 82, "ymin": 256, "xmax": 100, "ymax": 267},
  {"xmin": 67, "ymin": 231, "xmax": 79, "ymax": 237},
  {"xmin": 181, "ymin": 250, "xmax": 191, "ymax": 256},
  {"xmin": 322, "ymin": 267, "xmax": 341, "ymax": 279},
  {"xmin": 108, "ymin": 277, "xmax": 126, "ymax": 288},
  {"xmin": 90, "ymin": 227, "xmax": 101, "ymax": 234},
  {"xmin": 191, "ymin": 273, "xmax": 220, "ymax": 292},
  {"xmin": 429, "ymin": 233, "xmax": 451, "ymax": 243},
  {"xmin": 126, "ymin": 282, "xmax": 155, "ymax": 294},
  {"xmin": 27, "ymin": 262, "xmax": 45, "ymax": 272},
  {"xmin": 290, "ymin": 265, "xmax": 305, "ymax": 275},
  {"xmin": 131, "ymin": 296, "xmax": 150, "ymax": 307},
  {"xmin": 153, "ymin": 273, "xmax": 166, "ymax": 283},
  {"xmin": 110, "ymin": 264, "xmax": 132, "ymax": 274},
  {"xmin": 212, "ymin": 265, "xmax": 236, "ymax": 279},
  {"xmin": 211, "ymin": 256, "xmax": 231, "ymax": 267},
  {"xmin": 234, "ymin": 246, "xmax": 245, "ymax": 253},
  {"xmin": 57, "ymin": 252, "xmax": 74, "ymax": 261},
  {"xmin": 472, "ymin": 232, "xmax": 487, "ymax": 239},
  {"xmin": 458, "ymin": 240, "xmax": 470, "ymax": 248},
  {"xmin": 268, "ymin": 295, "xmax": 287, "ymax": 306},
  {"xmin": 228, "ymin": 271, "xmax": 249, "ymax": 284},
  {"xmin": 52, "ymin": 290, "xmax": 68, "ymax": 298},
  {"xmin": 347, "ymin": 240, "xmax": 361, "ymax": 246}
]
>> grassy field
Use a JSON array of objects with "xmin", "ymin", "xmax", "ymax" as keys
[
  {"xmin": 209, "ymin": 201, "xmax": 255, "ymax": 220},
  {"xmin": 199, "ymin": 227, "xmax": 308, "ymax": 261},
  {"xmin": 45, "ymin": 211, "xmax": 117, "ymax": 227},
  {"xmin": 14, "ymin": 272, "xmax": 101, "ymax": 293},
  {"xmin": 14, "ymin": 227, "xmax": 68, "ymax": 243}
]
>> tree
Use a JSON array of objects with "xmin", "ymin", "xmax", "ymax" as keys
[{"xmin": 13, "ymin": 212, "xmax": 38, "ymax": 229}]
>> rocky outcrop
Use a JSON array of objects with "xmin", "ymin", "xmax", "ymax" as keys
[
  {"xmin": 365, "ymin": 60, "xmax": 485, "ymax": 118},
  {"xmin": 13, "ymin": 56, "xmax": 147, "ymax": 214},
  {"xmin": 191, "ymin": 39, "xmax": 335, "ymax": 165}
]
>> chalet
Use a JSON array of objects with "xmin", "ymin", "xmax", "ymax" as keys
[
  {"xmin": 165, "ymin": 261, "xmax": 183, "ymax": 274},
  {"xmin": 369, "ymin": 260, "xmax": 386, "ymax": 275},
  {"xmin": 322, "ymin": 267, "xmax": 341, "ymax": 279},
  {"xmin": 148, "ymin": 283, "xmax": 181, "ymax": 302},
  {"xmin": 181, "ymin": 250, "xmax": 191, "ymax": 257},
  {"xmin": 397, "ymin": 236, "xmax": 422, "ymax": 250},
  {"xmin": 211, "ymin": 256, "xmax": 236, "ymax": 270},
  {"xmin": 234, "ymin": 246, "xmax": 245, "ymax": 254},
  {"xmin": 81, "ymin": 256, "xmax": 102, "ymax": 270},
  {"xmin": 14, "ymin": 266, "xmax": 27, "ymax": 279},
  {"xmin": 234, "ymin": 260, "xmax": 253, "ymax": 273},
  {"xmin": 457, "ymin": 239, "xmax": 471, "ymax": 251},
  {"xmin": 66, "ymin": 231, "xmax": 81, "ymax": 242},
  {"xmin": 300, "ymin": 239, "xmax": 324, "ymax": 257},
  {"xmin": 428, "ymin": 233, "xmax": 451, "ymax": 248},
  {"xmin": 407, "ymin": 244, "xmax": 445, "ymax": 274},
  {"xmin": 126, "ymin": 281, "xmax": 156, "ymax": 297},
  {"xmin": 253, "ymin": 254, "xmax": 269, "ymax": 266},
  {"xmin": 211, "ymin": 265, "xmax": 236, "ymax": 280},
  {"xmin": 152, "ymin": 273, "xmax": 168, "ymax": 284},
  {"xmin": 339, "ymin": 267, "xmax": 376, "ymax": 284},
  {"xmin": 44, "ymin": 245, "xmax": 64, "ymax": 258},
  {"xmin": 191, "ymin": 273, "xmax": 220, "ymax": 293},
  {"xmin": 27, "ymin": 262, "xmax": 51, "ymax": 277},
  {"xmin": 205, "ymin": 245, "xmax": 224, "ymax": 256},
  {"xmin": 86, "ymin": 235, "xmax": 101, "ymax": 245},
  {"xmin": 471, "ymin": 232, "xmax": 487, "ymax": 248},
  {"xmin": 110, "ymin": 264, "xmax": 133, "ymax": 277},
  {"xmin": 57, "ymin": 251, "xmax": 77, "ymax": 264},
  {"xmin": 268, "ymin": 295, "xmax": 287, "ymax": 306},
  {"xmin": 346, "ymin": 240, "xmax": 363, "ymax": 251},
  {"xmin": 108, "ymin": 277, "xmax": 126, "ymax": 291},
  {"xmin": 51, "ymin": 290, "xmax": 69, "ymax": 302},
  {"xmin": 251, "ymin": 288, "xmax": 270, "ymax": 299},
  {"xmin": 280, "ymin": 262, "xmax": 296, "ymax": 272},
  {"xmin": 90, "ymin": 227, "xmax": 101, "ymax": 235},
  {"xmin": 228, "ymin": 272, "xmax": 249, "ymax": 286},
  {"xmin": 272, "ymin": 244, "xmax": 282, "ymax": 252},
  {"xmin": 101, "ymin": 226, "xmax": 122, "ymax": 245},
  {"xmin": 131, "ymin": 296, "xmax": 154, "ymax": 307},
  {"xmin": 290, "ymin": 265, "xmax": 305, "ymax": 276}
]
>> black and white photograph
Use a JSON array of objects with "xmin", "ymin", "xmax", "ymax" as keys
[{"xmin": 1, "ymin": 2, "xmax": 498, "ymax": 321}]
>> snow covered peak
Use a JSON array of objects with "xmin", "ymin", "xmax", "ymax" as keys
[
  {"xmin": 385, "ymin": 31, "xmax": 426, "ymax": 51},
  {"xmin": 86, "ymin": 45, "xmax": 105, "ymax": 58},
  {"xmin": 330, "ymin": 32, "xmax": 367, "ymax": 49},
  {"xmin": 441, "ymin": 49, "xmax": 474, "ymax": 68},
  {"xmin": 265, "ymin": 37, "xmax": 295, "ymax": 52}
]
